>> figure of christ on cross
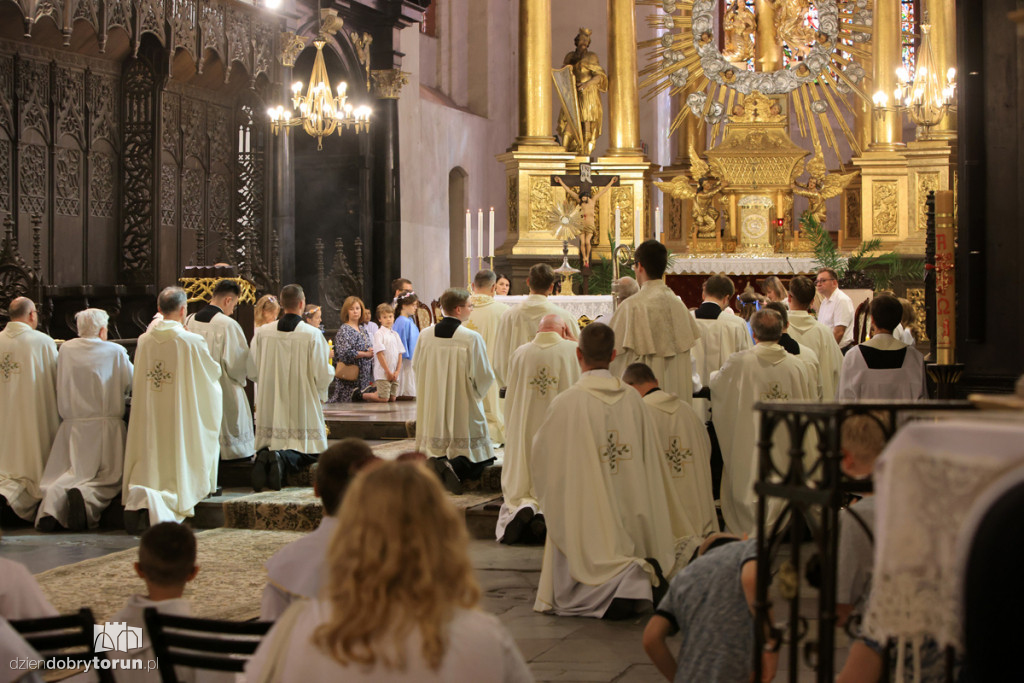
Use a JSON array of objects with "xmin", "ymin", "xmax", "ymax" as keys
[{"xmin": 552, "ymin": 164, "xmax": 619, "ymax": 268}]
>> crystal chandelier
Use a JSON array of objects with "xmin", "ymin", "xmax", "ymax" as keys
[
  {"xmin": 885, "ymin": 23, "xmax": 956, "ymax": 138},
  {"xmin": 267, "ymin": 11, "xmax": 371, "ymax": 150}
]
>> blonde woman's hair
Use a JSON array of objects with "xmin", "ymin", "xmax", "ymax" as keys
[
  {"xmin": 254, "ymin": 295, "xmax": 279, "ymax": 325},
  {"xmin": 314, "ymin": 461, "xmax": 480, "ymax": 671}
]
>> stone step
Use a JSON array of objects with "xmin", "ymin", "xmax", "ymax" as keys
[{"xmin": 465, "ymin": 497, "xmax": 501, "ymax": 540}]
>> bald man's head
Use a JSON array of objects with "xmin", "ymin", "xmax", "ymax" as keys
[
  {"xmin": 537, "ymin": 314, "xmax": 566, "ymax": 336},
  {"xmin": 9, "ymin": 297, "xmax": 37, "ymax": 329}
]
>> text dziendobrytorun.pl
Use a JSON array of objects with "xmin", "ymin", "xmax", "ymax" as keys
[{"xmin": 10, "ymin": 657, "xmax": 159, "ymax": 673}]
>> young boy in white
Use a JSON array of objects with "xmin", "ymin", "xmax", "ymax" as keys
[{"xmin": 372, "ymin": 303, "xmax": 405, "ymax": 402}]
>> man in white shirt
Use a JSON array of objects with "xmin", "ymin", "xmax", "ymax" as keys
[
  {"xmin": 123, "ymin": 287, "xmax": 222, "ymax": 532},
  {"xmin": 491, "ymin": 263, "xmax": 580, "ymax": 386},
  {"xmin": 185, "ymin": 279, "xmax": 254, "ymax": 462},
  {"xmin": 710, "ymin": 309, "xmax": 815, "ymax": 535},
  {"xmin": 0, "ymin": 297, "xmax": 59, "ymax": 523},
  {"xmin": 36, "ymin": 308, "xmax": 133, "ymax": 531},
  {"xmin": 497, "ymin": 314, "xmax": 580, "ymax": 545},
  {"xmin": 814, "ymin": 268, "xmax": 855, "ymax": 352},
  {"xmin": 838, "ymin": 294, "xmax": 926, "ymax": 400},
  {"xmin": 413, "ymin": 288, "xmax": 496, "ymax": 492},
  {"xmin": 609, "ymin": 240, "xmax": 703, "ymax": 404},
  {"xmin": 247, "ymin": 285, "xmax": 335, "ymax": 491},
  {"xmin": 787, "ymin": 275, "xmax": 844, "ymax": 399},
  {"xmin": 465, "ymin": 270, "xmax": 509, "ymax": 444}
]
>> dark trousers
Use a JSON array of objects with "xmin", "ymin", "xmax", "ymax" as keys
[
  {"xmin": 706, "ymin": 420, "xmax": 723, "ymax": 502},
  {"xmin": 277, "ymin": 450, "xmax": 318, "ymax": 474}
]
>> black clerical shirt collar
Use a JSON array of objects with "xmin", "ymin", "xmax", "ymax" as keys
[
  {"xmin": 277, "ymin": 313, "xmax": 303, "ymax": 332},
  {"xmin": 644, "ymin": 387, "xmax": 662, "ymax": 397},
  {"xmin": 695, "ymin": 301, "xmax": 722, "ymax": 319},
  {"xmin": 435, "ymin": 316, "xmax": 462, "ymax": 339},
  {"xmin": 193, "ymin": 304, "xmax": 222, "ymax": 323}
]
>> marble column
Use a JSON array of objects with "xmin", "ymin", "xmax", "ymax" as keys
[
  {"xmin": 870, "ymin": 0, "xmax": 903, "ymax": 149},
  {"xmin": 607, "ymin": 0, "xmax": 642, "ymax": 156},
  {"xmin": 272, "ymin": 71, "xmax": 296, "ymax": 286},
  {"xmin": 371, "ymin": 70, "xmax": 406, "ymax": 307},
  {"xmin": 516, "ymin": 0, "xmax": 555, "ymax": 145},
  {"xmin": 927, "ymin": 0, "xmax": 957, "ymax": 140}
]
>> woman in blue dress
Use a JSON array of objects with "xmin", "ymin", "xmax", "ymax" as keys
[
  {"xmin": 329, "ymin": 296, "xmax": 374, "ymax": 402},
  {"xmin": 393, "ymin": 292, "xmax": 421, "ymax": 398}
]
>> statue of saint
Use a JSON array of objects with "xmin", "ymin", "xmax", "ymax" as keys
[
  {"xmin": 556, "ymin": 28, "xmax": 608, "ymax": 156},
  {"xmin": 772, "ymin": 0, "xmax": 816, "ymax": 56},
  {"xmin": 723, "ymin": 1, "xmax": 756, "ymax": 63},
  {"xmin": 555, "ymin": 176, "xmax": 618, "ymax": 267}
]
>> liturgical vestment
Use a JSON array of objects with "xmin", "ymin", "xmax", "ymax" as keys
[
  {"xmin": 36, "ymin": 337, "xmax": 132, "ymax": 528},
  {"xmin": 691, "ymin": 306, "xmax": 753, "ymax": 421},
  {"xmin": 465, "ymin": 293, "xmax": 509, "ymax": 444},
  {"xmin": 787, "ymin": 310, "xmax": 844, "ymax": 400},
  {"xmin": 497, "ymin": 331, "xmax": 580, "ymax": 540},
  {"xmin": 186, "ymin": 305, "xmax": 254, "ymax": 459},
  {"xmin": 123, "ymin": 320, "xmax": 222, "ymax": 525},
  {"xmin": 641, "ymin": 390, "xmax": 718, "ymax": 541},
  {"xmin": 247, "ymin": 317, "xmax": 334, "ymax": 454},
  {"xmin": 710, "ymin": 343, "xmax": 815, "ymax": 535},
  {"xmin": 838, "ymin": 333, "xmax": 926, "ymax": 400},
  {"xmin": 0, "ymin": 321, "xmax": 59, "ymax": 521},
  {"xmin": 413, "ymin": 318, "xmax": 495, "ymax": 462},
  {"xmin": 609, "ymin": 280, "xmax": 702, "ymax": 405},
  {"xmin": 491, "ymin": 295, "xmax": 580, "ymax": 385},
  {"xmin": 531, "ymin": 370, "xmax": 679, "ymax": 617}
]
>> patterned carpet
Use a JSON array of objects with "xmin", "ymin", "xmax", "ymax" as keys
[{"xmin": 35, "ymin": 528, "xmax": 304, "ymax": 622}]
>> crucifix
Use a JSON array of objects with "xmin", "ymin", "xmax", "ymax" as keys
[{"xmin": 550, "ymin": 163, "xmax": 619, "ymax": 275}]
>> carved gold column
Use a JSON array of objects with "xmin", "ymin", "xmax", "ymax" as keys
[
  {"xmin": 607, "ymin": 0, "xmax": 642, "ymax": 155},
  {"xmin": 927, "ymin": 0, "xmax": 957, "ymax": 140},
  {"xmin": 754, "ymin": 0, "xmax": 782, "ymax": 72},
  {"xmin": 870, "ymin": 0, "xmax": 903, "ymax": 150},
  {"xmin": 516, "ymin": 0, "xmax": 555, "ymax": 145}
]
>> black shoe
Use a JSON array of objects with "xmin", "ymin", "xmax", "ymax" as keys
[
  {"xmin": 528, "ymin": 513, "xmax": 547, "ymax": 544},
  {"xmin": 36, "ymin": 515, "xmax": 61, "ymax": 532},
  {"xmin": 251, "ymin": 449, "xmax": 271, "ymax": 491},
  {"xmin": 646, "ymin": 557, "xmax": 669, "ymax": 607},
  {"xmin": 266, "ymin": 452, "xmax": 284, "ymax": 491},
  {"xmin": 428, "ymin": 457, "xmax": 463, "ymax": 495},
  {"xmin": 603, "ymin": 598, "xmax": 640, "ymax": 621},
  {"xmin": 124, "ymin": 509, "xmax": 150, "ymax": 535},
  {"xmin": 449, "ymin": 456, "xmax": 496, "ymax": 482},
  {"xmin": 501, "ymin": 507, "xmax": 535, "ymax": 545},
  {"xmin": 66, "ymin": 488, "xmax": 88, "ymax": 531}
]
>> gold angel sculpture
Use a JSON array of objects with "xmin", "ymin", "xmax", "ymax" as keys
[
  {"xmin": 772, "ymin": 0, "xmax": 816, "ymax": 56},
  {"xmin": 791, "ymin": 152, "xmax": 857, "ymax": 227},
  {"xmin": 723, "ymin": 1, "xmax": 756, "ymax": 63},
  {"xmin": 654, "ymin": 146, "xmax": 727, "ymax": 240}
]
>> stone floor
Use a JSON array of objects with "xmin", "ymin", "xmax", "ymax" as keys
[{"xmin": 2, "ymin": 526, "xmax": 834, "ymax": 682}]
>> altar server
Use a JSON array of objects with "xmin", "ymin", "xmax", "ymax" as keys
[
  {"xmin": 766, "ymin": 301, "xmax": 824, "ymax": 400},
  {"xmin": 691, "ymin": 273, "xmax": 752, "ymax": 421},
  {"xmin": 497, "ymin": 314, "xmax": 580, "ymax": 544},
  {"xmin": 0, "ymin": 297, "xmax": 59, "ymax": 522},
  {"xmin": 123, "ymin": 287, "xmax": 222, "ymax": 531},
  {"xmin": 531, "ymin": 323, "xmax": 678, "ymax": 619},
  {"xmin": 35, "ymin": 308, "xmax": 132, "ymax": 531},
  {"xmin": 466, "ymin": 270, "xmax": 510, "ymax": 444},
  {"xmin": 839, "ymin": 294, "xmax": 926, "ymax": 400},
  {"xmin": 185, "ymin": 279, "xmax": 254, "ymax": 461},
  {"xmin": 711, "ymin": 309, "xmax": 815, "ymax": 535},
  {"xmin": 609, "ymin": 240, "xmax": 702, "ymax": 405},
  {"xmin": 414, "ymin": 288, "xmax": 495, "ymax": 471},
  {"xmin": 247, "ymin": 284, "xmax": 334, "ymax": 489},
  {"xmin": 491, "ymin": 263, "xmax": 580, "ymax": 385},
  {"xmin": 787, "ymin": 275, "xmax": 843, "ymax": 399},
  {"xmin": 623, "ymin": 363, "xmax": 717, "ymax": 540}
]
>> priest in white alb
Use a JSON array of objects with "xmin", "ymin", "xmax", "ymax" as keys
[
  {"xmin": 491, "ymin": 263, "xmax": 580, "ymax": 386},
  {"xmin": 185, "ymin": 278, "xmax": 254, "ymax": 461},
  {"xmin": 247, "ymin": 284, "xmax": 334, "ymax": 490},
  {"xmin": 497, "ymin": 314, "xmax": 580, "ymax": 545},
  {"xmin": 838, "ymin": 294, "xmax": 926, "ymax": 400},
  {"xmin": 531, "ymin": 323, "xmax": 679, "ymax": 620},
  {"xmin": 786, "ymin": 275, "xmax": 843, "ymax": 399},
  {"xmin": 465, "ymin": 270, "xmax": 509, "ymax": 445},
  {"xmin": 609, "ymin": 240, "xmax": 702, "ymax": 405},
  {"xmin": 710, "ymin": 309, "xmax": 816, "ymax": 535},
  {"xmin": 691, "ymin": 273, "xmax": 753, "ymax": 421},
  {"xmin": 123, "ymin": 287, "xmax": 222, "ymax": 532},
  {"xmin": 767, "ymin": 301, "xmax": 824, "ymax": 400},
  {"xmin": 414, "ymin": 288, "xmax": 495, "ymax": 490},
  {"xmin": 35, "ymin": 308, "xmax": 132, "ymax": 531},
  {"xmin": 622, "ymin": 362, "xmax": 718, "ymax": 541},
  {"xmin": 0, "ymin": 297, "xmax": 59, "ymax": 522}
]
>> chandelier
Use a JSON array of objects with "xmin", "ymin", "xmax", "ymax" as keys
[
  {"xmin": 267, "ymin": 11, "xmax": 371, "ymax": 150},
  {"xmin": 874, "ymin": 23, "xmax": 956, "ymax": 139}
]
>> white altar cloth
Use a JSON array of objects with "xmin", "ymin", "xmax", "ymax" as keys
[
  {"xmin": 666, "ymin": 255, "xmax": 819, "ymax": 276},
  {"xmin": 495, "ymin": 295, "xmax": 613, "ymax": 322}
]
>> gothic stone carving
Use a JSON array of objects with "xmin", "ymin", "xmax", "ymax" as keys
[
  {"xmin": 182, "ymin": 97, "xmax": 206, "ymax": 162},
  {"xmin": 55, "ymin": 147, "xmax": 81, "ymax": 216},
  {"xmin": 917, "ymin": 172, "xmax": 939, "ymax": 234},
  {"xmin": 89, "ymin": 151, "xmax": 115, "ymax": 218},
  {"xmin": 18, "ymin": 143, "xmax": 47, "ymax": 216},
  {"xmin": 121, "ymin": 58, "xmax": 156, "ymax": 281},
  {"xmin": 507, "ymin": 176, "xmax": 518, "ymax": 234},
  {"xmin": 18, "ymin": 59, "xmax": 50, "ymax": 140},
  {"xmin": 181, "ymin": 166, "xmax": 203, "ymax": 231},
  {"xmin": 169, "ymin": 0, "xmax": 198, "ymax": 63},
  {"xmin": 0, "ymin": 139, "xmax": 9, "ymax": 213},
  {"xmin": 160, "ymin": 162, "xmax": 177, "ymax": 227},
  {"xmin": 199, "ymin": 2, "xmax": 226, "ymax": 74},
  {"xmin": 226, "ymin": 10, "xmax": 252, "ymax": 83},
  {"xmin": 872, "ymin": 180, "xmax": 899, "ymax": 236},
  {"xmin": 88, "ymin": 72, "xmax": 119, "ymax": 146},
  {"xmin": 55, "ymin": 66, "xmax": 85, "ymax": 148},
  {"xmin": 161, "ymin": 94, "xmax": 180, "ymax": 157},
  {"xmin": 370, "ymin": 69, "xmax": 409, "ymax": 99}
]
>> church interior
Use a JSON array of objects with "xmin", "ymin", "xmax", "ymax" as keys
[{"xmin": 1, "ymin": 0, "xmax": 1023, "ymax": 681}]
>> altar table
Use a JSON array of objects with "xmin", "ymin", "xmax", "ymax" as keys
[
  {"xmin": 495, "ymin": 294, "xmax": 613, "ymax": 322},
  {"xmin": 666, "ymin": 254, "xmax": 820, "ymax": 276}
]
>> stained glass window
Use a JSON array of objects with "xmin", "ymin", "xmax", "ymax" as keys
[{"xmin": 901, "ymin": 0, "xmax": 919, "ymax": 73}]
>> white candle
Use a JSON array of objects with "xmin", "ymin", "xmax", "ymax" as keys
[
  {"xmin": 634, "ymin": 207, "xmax": 642, "ymax": 248},
  {"xmin": 655, "ymin": 207, "xmax": 662, "ymax": 242},
  {"xmin": 488, "ymin": 207, "xmax": 495, "ymax": 258},
  {"xmin": 477, "ymin": 209, "xmax": 484, "ymax": 263},
  {"xmin": 614, "ymin": 206, "xmax": 621, "ymax": 247},
  {"xmin": 465, "ymin": 210, "xmax": 471, "ymax": 259}
]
